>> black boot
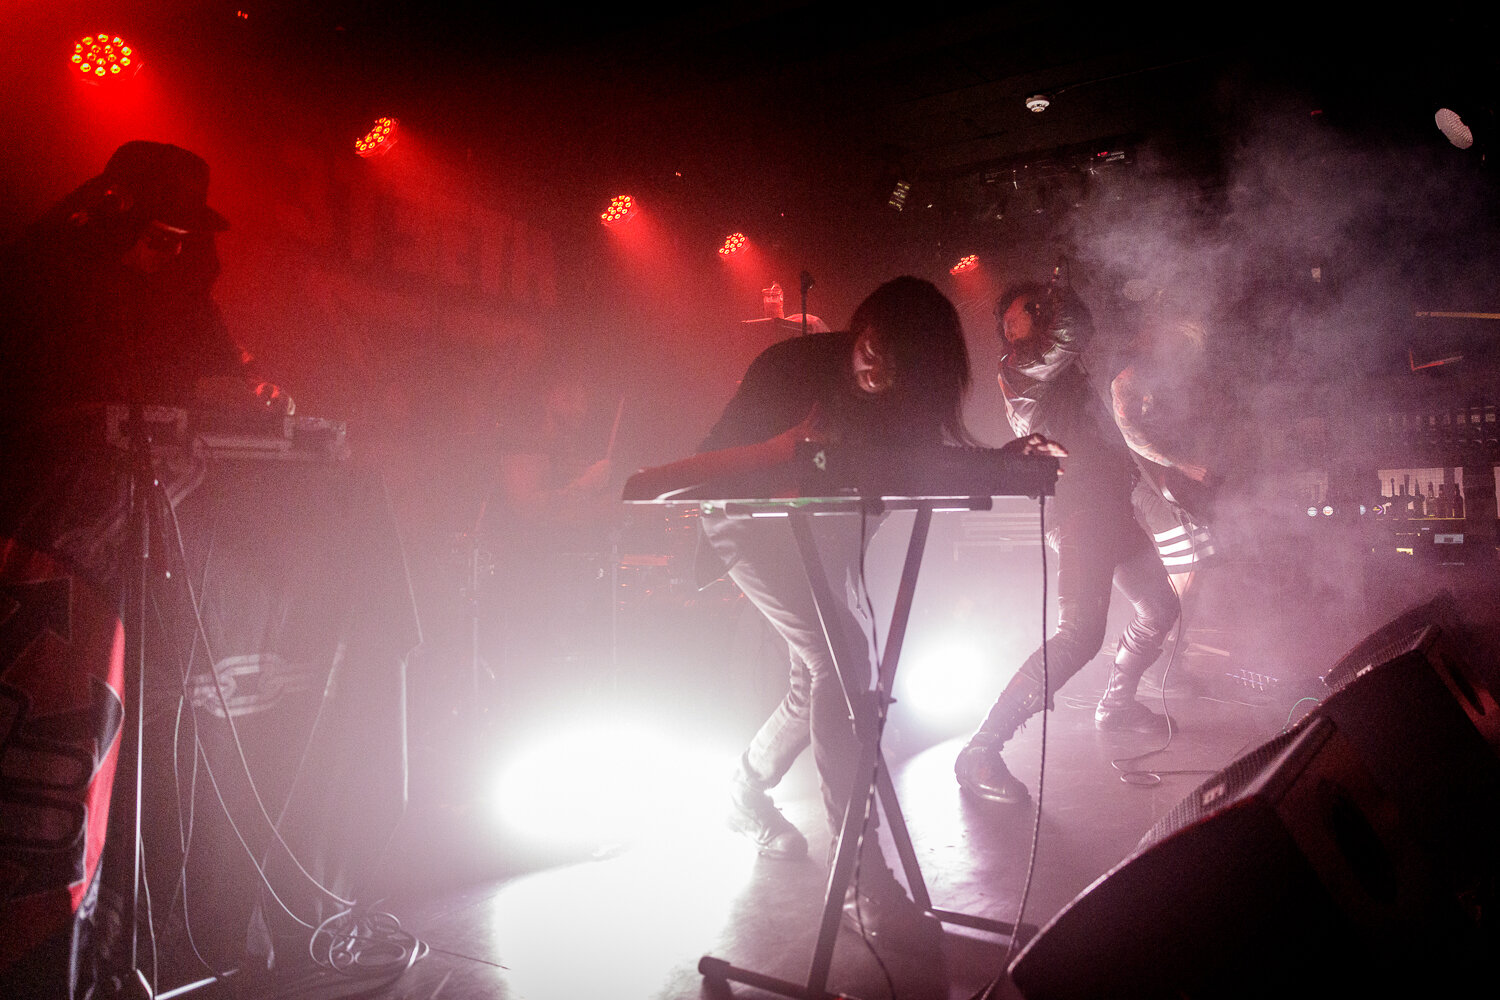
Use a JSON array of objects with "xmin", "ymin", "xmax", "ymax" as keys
[
  {"xmin": 728, "ymin": 752, "xmax": 808, "ymax": 860},
  {"xmin": 1095, "ymin": 646, "xmax": 1174, "ymax": 734},
  {"xmin": 955, "ymin": 679, "xmax": 1044, "ymax": 804}
]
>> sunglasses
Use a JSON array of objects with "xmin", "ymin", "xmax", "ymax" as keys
[{"xmin": 142, "ymin": 222, "xmax": 187, "ymax": 255}]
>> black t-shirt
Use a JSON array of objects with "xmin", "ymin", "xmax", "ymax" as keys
[{"xmin": 699, "ymin": 330, "xmax": 942, "ymax": 454}]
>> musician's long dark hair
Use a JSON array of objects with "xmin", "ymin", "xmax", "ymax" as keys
[{"xmin": 848, "ymin": 276, "xmax": 973, "ymax": 445}]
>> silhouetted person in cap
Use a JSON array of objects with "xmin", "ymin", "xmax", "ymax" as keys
[
  {"xmin": 0, "ymin": 140, "xmax": 252, "ymax": 428},
  {"xmin": 0, "ymin": 140, "xmax": 282, "ymax": 575},
  {"xmin": 0, "ymin": 140, "xmax": 262, "ymax": 1000}
]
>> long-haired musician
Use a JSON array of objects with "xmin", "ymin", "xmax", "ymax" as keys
[
  {"xmin": 698, "ymin": 276, "xmax": 978, "ymax": 944},
  {"xmin": 954, "ymin": 278, "xmax": 1181, "ymax": 807}
]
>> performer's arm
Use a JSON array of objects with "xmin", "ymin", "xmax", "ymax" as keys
[
  {"xmin": 501, "ymin": 452, "xmax": 613, "ymax": 519},
  {"xmin": 998, "ymin": 290, "xmax": 1091, "ymax": 437},
  {"xmin": 624, "ymin": 405, "xmax": 822, "ymax": 501}
]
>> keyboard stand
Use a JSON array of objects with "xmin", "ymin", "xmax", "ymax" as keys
[{"xmin": 698, "ymin": 498, "xmax": 1037, "ymax": 1000}]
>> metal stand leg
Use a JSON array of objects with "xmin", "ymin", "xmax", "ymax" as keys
[{"xmin": 699, "ymin": 505, "xmax": 1034, "ymax": 1000}]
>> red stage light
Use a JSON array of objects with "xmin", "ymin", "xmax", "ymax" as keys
[
  {"xmin": 601, "ymin": 195, "xmax": 638, "ymax": 227},
  {"xmin": 718, "ymin": 232, "xmax": 747, "ymax": 257},
  {"xmin": 949, "ymin": 254, "xmax": 979, "ymax": 274},
  {"xmin": 71, "ymin": 33, "xmax": 139, "ymax": 83},
  {"xmin": 355, "ymin": 117, "xmax": 400, "ymax": 158}
]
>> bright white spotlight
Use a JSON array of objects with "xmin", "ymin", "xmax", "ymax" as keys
[
  {"xmin": 898, "ymin": 636, "xmax": 995, "ymax": 726},
  {"xmin": 490, "ymin": 716, "xmax": 734, "ymax": 850}
]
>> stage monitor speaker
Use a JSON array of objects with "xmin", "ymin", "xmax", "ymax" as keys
[
  {"xmin": 1008, "ymin": 715, "xmax": 1485, "ymax": 1000},
  {"xmin": 1322, "ymin": 589, "xmax": 1500, "ymax": 750}
]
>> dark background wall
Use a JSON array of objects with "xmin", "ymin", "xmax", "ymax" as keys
[{"xmin": 5, "ymin": 1, "xmax": 1499, "ymax": 712}]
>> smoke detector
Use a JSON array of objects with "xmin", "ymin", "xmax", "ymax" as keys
[{"xmin": 1025, "ymin": 94, "xmax": 1051, "ymax": 113}]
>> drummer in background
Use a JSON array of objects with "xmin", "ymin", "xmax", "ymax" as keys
[{"xmin": 492, "ymin": 374, "xmax": 618, "ymax": 683}]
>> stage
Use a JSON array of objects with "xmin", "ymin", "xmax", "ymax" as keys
[{"xmin": 181, "ymin": 553, "xmax": 1500, "ymax": 1000}]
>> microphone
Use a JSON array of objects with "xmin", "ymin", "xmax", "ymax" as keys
[{"xmin": 1029, "ymin": 255, "xmax": 1067, "ymax": 324}]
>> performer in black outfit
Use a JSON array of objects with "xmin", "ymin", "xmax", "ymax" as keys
[
  {"xmin": 0, "ymin": 141, "xmax": 264, "ymax": 999},
  {"xmin": 1, "ymin": 142, "xmax": 252, "ymax": 424},
  {"xmin": 492, "ymin": 376, "xmax": 617, "ymax": 680},
  {"xmin": 954, "ymin": 279, "xmax": 1180, "ymax": 805},
  {"xmin": 697, "ymin": 276, "xmax": 1058, "ymax": 941},
  {"xmin": 0, "ymin": 140, "xmax": 269, "ymax": 573}
]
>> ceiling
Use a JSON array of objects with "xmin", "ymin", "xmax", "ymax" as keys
[
  {"xmin": 55, "ymin": 3, "xmax": 1494, "ymax": 232},
  {"xmin": 281, "ymin": 4, "xmax": 1494, "ymax": 170},
  {"xmin": 12, "ymin": 3, "xmax": 1498, "ymax": 332},
  {"xmin": 206, "ymin": 3, "xmax": 1495, "ymax": 262}
]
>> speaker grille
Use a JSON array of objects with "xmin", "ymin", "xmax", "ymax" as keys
[
  {"xmin": 1138, "ymin": 718, "xmax": 1311, "ymax": 850},
  {"xmin": 1322, "ymin": 591, "xmax": 1462, "ymax": 692}
]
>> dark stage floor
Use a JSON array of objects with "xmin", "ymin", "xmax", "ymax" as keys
[
  {"xmin": 376, "ymin": 675, "xmax": 1275, "ymax": 1000},
  {"xmin": 172, "ymin": 550, "xmax": 1500, "ymax": 1000},
  {"xmin": 201, "ymin": 653, "xmax": 1333, "ymax": 997}
]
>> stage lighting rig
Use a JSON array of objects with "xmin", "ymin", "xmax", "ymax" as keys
[
  {"xmin": 887, "ymin": 179, "xmax": 912, "ymax": 212},
  {"xmin": 355, "ymin": 117, "xmax": 400, "ymax": 158},
  {"xmin": 718, "ymin": 232, "xmax": 747, "ymax": 257},
  {"xmin": 1435, "ymin": 107, "xmax": 1475, "ymax": 150},
  {"xmin": 71, "ymin": 33, "xmax": 139, "ymax": 83},
  {"xmin": 601, "ymin": 194, "xmax": 639, "ymax": 227}
]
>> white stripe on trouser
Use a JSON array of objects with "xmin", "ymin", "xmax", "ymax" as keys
[{"xmin": 1154, "ymin": 522, "xmax": 1216, "ymax": 566}]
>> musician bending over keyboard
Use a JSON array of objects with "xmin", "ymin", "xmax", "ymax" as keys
[
  {"xmin": 695, "ymin": 276, "xmax": 1061, "ymax": 945},
  {"xmin": 954, "ymin": 277, "xmax": 1181, "ymax": 806}
]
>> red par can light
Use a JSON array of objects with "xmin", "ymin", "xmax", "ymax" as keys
[
  {"xmin": 72, "ymin": 33, "xmax": 140, "ymax": 83},
  {"xmin": 601, "ymin": 195, "xmax": 638, "ymax": 227},
  {"xmin": 355, "ymin": 117, "xmax": 400, "ymax": 158},
  {"xmin": 949, "ymin": 254, "xmax": 979, "ymax": 275},
  {"xmin": 718, "ymin": 232, "xmax": 747, "ymax": 257}
]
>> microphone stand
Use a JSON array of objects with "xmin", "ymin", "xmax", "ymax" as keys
[
  {"xmin": 799, "ymin": 271, "xmax": 813, "ymax": 336},
  {"xmin": 116, "ymin": 404, "xmax": 243, "ymax": 1000},
  {"xmin": 122, "ymin": 401, "xmax": 155, "ymax": 1000}
]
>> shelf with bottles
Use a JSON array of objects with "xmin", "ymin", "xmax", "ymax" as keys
[{"xmin": 1374, "ymin": 466, "xmax": 1474, "ymax": 521}]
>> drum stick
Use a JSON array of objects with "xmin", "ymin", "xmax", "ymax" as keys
[{"xmin": 604, "ymin": 396, "xmax": 625, "ymax": 462}]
